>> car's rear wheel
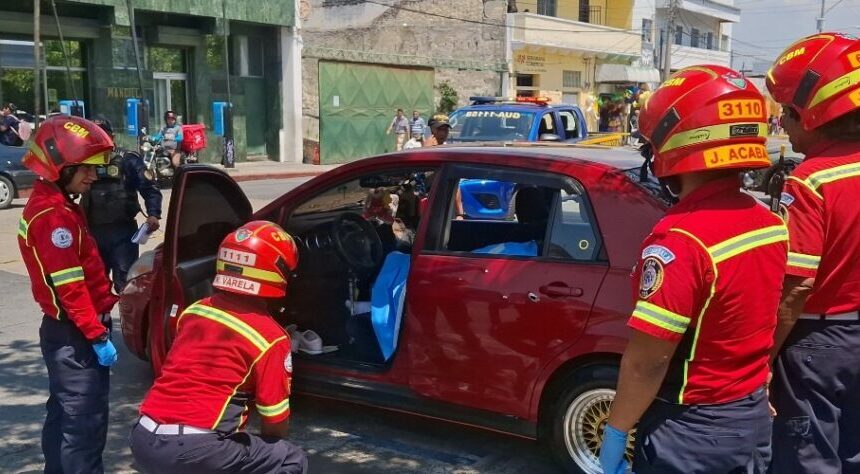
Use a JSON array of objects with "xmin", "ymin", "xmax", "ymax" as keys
[
  {"xmin": 0, "ymin": 175, "xmax": 14, "ymax": 209},
  {"xmin": 545, "ymin": 365, "xmax": 634, "ymax": 473}
]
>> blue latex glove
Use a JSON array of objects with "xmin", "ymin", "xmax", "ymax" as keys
[
  {"xmin": 599, "ymin": 423, "xmax": 629, "ymax": 474},
  {"xmin": 93, "ymin": 340, "xmax": 118, "ymax": 367}
]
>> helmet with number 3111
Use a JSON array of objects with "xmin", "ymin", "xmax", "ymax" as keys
[
  {"xmin": 766, "ymin": 32, "xmax": 860, "ymax": 131},
  {"xmin": 639, "ymin": 64, "xmax": 771, "ymax": 178},
  {"xmin": 212, "ymin": 221, "xmax": 299, "ymax": 298}
]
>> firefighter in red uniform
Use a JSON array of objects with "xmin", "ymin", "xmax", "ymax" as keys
[
  {"xmin": 766, "ymin": 33, "xmax": 860, "ymax": 473},
  {"xmin": 17, "ymin": 115, "xmax": 118, "ymax": 473},
  {"xmin": 130, "ymin": 220, "xmax": 307, "ymax": 474},
  {"xmin": 598, "ymin": 65, "xmax": 789, "ymax": 474}
]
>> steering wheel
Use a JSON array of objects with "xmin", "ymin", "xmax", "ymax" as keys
[{"xmin": 331, "ymin": 213, "xmax": 384, "ymax": 274}]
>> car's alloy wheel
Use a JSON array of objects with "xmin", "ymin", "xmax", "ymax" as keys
[
  {"xmin": 562, "ymin": 388, "xmax": 634, "ymax": 473},
  {"xmin": 0, "ymin": 176, "xmax": 14, "ymax": 209}
]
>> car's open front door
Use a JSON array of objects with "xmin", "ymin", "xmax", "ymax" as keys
[{"xmin": 150, "ymin": 164, "xmax": 252, "ymax": 370}]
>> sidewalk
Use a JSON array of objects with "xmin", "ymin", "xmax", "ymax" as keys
[{"xmin": 211, "ymin": 160, "xmax": 340, "ymax": 183}]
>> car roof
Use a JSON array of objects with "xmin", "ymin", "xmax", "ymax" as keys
[
  {"xmin": 397, "ymin": 143, "xmax": 646, "ymax": 171},
  {"xmin": 455, "ymin": 103, "xmax": 578, "ymax": 111}
]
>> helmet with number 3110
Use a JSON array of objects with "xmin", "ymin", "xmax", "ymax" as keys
[
  {"xmin": 639, "ymin": 64, "xmax": 771, "ymax": 178},
  {"xmin": 766, "ymin": 32, "xmax": 860, "ymax": 131},
  {"xmin": 213, "ymin": 221, "xmax": 299, "ymax": 298}
]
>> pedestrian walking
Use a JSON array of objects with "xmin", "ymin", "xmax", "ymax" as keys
[
  {"xmin": 0, "ymin": 102, "xmax": 23, "ymax": 146},
  {"xmin": 410, "ymin": 110, "xmax": 426, "ymax": 137},
  {"xmin": 386, "ymin": 108, "xmax": 409, "ymax": 151},
  {"xmin": 766, "ymin": 32, "xmax": 860, "ymax": 474},
  {"xmin": 82, "ymin": 115, "xmax": 162, "ymax": 293},
  {"xmin": 130, "ymin": 221, "xmax": 307, "ymax": 473},
  {"xmin": 425, "ymin": 114, "xmax": 451, "ymax": 147},
  {"xmin": 600, "ymin": 65, "xmax": 787, "ymax": 474},
  {"xmin": 17, "ymin": 116, "xmax": 118, "ymax": 473}
]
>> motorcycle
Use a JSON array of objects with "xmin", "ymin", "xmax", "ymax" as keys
[{"xmin": 140, "ymin": 136, "xmax": 176, "ymax": 188}]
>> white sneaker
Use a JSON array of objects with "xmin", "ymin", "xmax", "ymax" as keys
[{"xmin": 298, "ymin": 330, "xmax": 324, "ymax": 355}]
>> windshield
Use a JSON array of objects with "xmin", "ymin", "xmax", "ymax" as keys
[{"xmin": 448, "ymin": 110, "xmax": 536, "ymax": 142}]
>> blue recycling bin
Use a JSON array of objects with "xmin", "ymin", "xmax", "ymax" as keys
[
  {"xmin": 59, "ymin": 99, "xmax": 85, "ymax": 117},
  {"xmin": 212, "ymin": 101, "xmax": 229, "ymax": 137}
]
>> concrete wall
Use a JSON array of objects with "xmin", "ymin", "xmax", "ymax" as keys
[{"xmin": 300, "ymin": 0, "xmax": 507, "ymax": 162}]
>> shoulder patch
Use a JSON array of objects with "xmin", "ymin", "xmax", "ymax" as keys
[
  {"xmin": 284, "ymin": 353, "xmax": 293, "ymax": 374},
  {"xmin": 780, "ymin": 192, "xmax": 795, "ymax": 207},
  {"xmin": 642, "ymin": 245, "xmax": 676, "ymax": 264},
  {"xmin": 639, "ymin": 257, "xmax": 665, "ymax": 299},
  {"xmin": 51, "ymin": 227, "xmax": 73, "ymax": 249}
]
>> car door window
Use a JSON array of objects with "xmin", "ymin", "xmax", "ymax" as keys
[
  {"xmin": 546, "ymin": 188, "xmax": 603, "ymax": 261},
  {"xmin": 558, "ymin": 110, "xmax": 579, "ymax": 139},
  {"xmin": 537, "ymin": 112, "xmax": 556, "ymax": 136},
  {"xmin": 176, "ymin": 177, "xmax": 250, "ymax": 263}
]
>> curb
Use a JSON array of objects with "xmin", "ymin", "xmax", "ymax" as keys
[{"xmin": 227, "ymin": 171, "xmax": 327, "ymax": 183}]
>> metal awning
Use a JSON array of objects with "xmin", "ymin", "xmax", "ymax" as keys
[{"xmin": 596, "ymin": 64, "xmax": 662, "ymax": 84}]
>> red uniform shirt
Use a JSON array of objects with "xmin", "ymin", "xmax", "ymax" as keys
[
  {"xmin": 781, "ymin": 141, "xmax": 860, "ymax": 315},
  {"xmin": 629, "ymin": 178, "xmax": 788, "ymax": 405},
  {"xmin": 18, "ymin": 179, "xmax": 117, "ymax": 340},
  {"xmin": 140, "ymin": 294, "xmax": 293, "ymax": 432}
]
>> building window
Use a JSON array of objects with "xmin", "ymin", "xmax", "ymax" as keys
[
  {"xmin": 538, "ymin": 0, "xmax": 557, "ymax": 17},
  {"xmin": 706, "ymin": 32, "xmax": 714, "ymax": 50},
  {"xmin": 721, "ymin": 34, "xmax": 730, "ymax": 52},
  {"xmin": 690, "ymin": 28, "xmax": 700, "ymax": 48},
  {"xmin": 642, "ymin": 19, "xmax": 653, "ymax": 43},
  {"xmin": 563, "ymin": 70, "xmax": 582, "ymax": 89},
  {"xmin": 231, "ymin": 35, "xmax": 264, "ymax": 78},
  {"xmin": 0, "ymin": 39, "xmax": 88, "ymax": 115},
  {"xmin": 675, "ymin": 25, "xmax": 684, "ymax": 45},
  {"xmin": 516, "ymin": 74, "xmax": 537, "ymax": 88},
  {"xmin": 579, "ymin": 0, "xmax": 590, "ymax": 22}
]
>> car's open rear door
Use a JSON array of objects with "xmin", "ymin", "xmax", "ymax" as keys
[{"xmin": 150, "ymin": 165, "xmax": 252, "ymax": 370}]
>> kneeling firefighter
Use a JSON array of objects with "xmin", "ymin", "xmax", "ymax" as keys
[{"xmin": 130, "ymin": 221, "xmax": 308, "ymax": 474}]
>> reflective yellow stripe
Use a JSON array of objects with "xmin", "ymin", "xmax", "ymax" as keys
[
  {"xmin": 807, "ymin": 68, "xmax": 860, "ymax": 108},
  {"xmin": 631, "ymin": 300, "xmax": 690, "ymax": 334},
  {"xmin": 788, "ymin": 251, "xmax": 820, "ymax": 270},
  {"xmin": 81, "ymin": 151, "xmax": 109, "ymax": 165},
  {"xmin": 18, "ymin": 218, "xmax": 28, "ymax": 239},
  {"xmin": 707, "ymin": 225, "xmax": 788, "ymax": 264},
  {"xmin": 668, "ymin": 228, "xmax": 718, "ymax": 404},
  {"xmin": 786, "ymin": 175, "xmax": 823, "ymax": 200},
  {"xmin": 256, "ymin": 399, "xmax": 290, "ymax": 417},
  {"xmin": 805, "ymin": 162, "xmax": 860, "ymax": 192},
  {"xmin": 50, "ymin": 266, "xmax": 85, "ymax": 286},
  {"xmin": 658, "ymin": 122, "xmax": 767, "ymax": 153},
  {"xmin": 27, "ymin": 140, "xmax": 50, "ymax": 165},
  {"xmin": 182, "ymin": 303, "xmax": 270, "ymax": 352},
  {"xmin": 216, "ymin": 260, "xmax": 284, "ymax": 284},
  {"xmin": 211, "ymin": 335, "xmax": 287, "ymax": 431}
]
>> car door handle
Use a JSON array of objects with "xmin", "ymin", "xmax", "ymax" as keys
[{"xmin": 539, "ymin": 283, "xmax": 584, "ymax": 298}]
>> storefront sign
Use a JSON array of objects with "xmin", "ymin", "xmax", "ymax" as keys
[
  {"xmin": 514, "ymin": 52, "xmax": 547, "ymax": 73},
  {"xmin": 106, "ymin": 87, "xmax": 141, "ymax": 99}
]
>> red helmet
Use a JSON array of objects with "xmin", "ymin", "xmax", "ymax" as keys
[
  {"xmin": 640, "ymin": 65, "xmax": 770, "ymax": 178},
  {"xmin": 766, "ymin": 32, "xmax": 860, "ymax": 130},
  {"xmin": 213, "ymin": 221, "xmax": 299, "ymax": 298},
  {"xmin": 22, "ymin": 115, "xmax": 113, "ymax": 182}
]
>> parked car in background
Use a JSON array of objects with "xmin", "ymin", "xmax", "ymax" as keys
[
  {"xmin": 447, "ymin": 97, "xmax": 590, "ymax": 144},
  {"xmin": 0, "ymin": 143, "xmax": 37, "ymax": 209},
  {"xmin": 120, "ymin": 145, "xmax": 667, "ymax": 473}
]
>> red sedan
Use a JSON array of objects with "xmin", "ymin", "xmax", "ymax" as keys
[{"xmin": 120, "ymin": 145, "xmax": 666, "ymax": 473}]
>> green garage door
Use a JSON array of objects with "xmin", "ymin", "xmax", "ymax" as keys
[{"xmin": 319, "ymin": 62, "xmax": 434, "ymax": 164}]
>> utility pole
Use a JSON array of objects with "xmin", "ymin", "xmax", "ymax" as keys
[
  {"xmin": 33, "ymin": 0, "xmax": 41, "ymax": 127},
  {"xmin": 662, "ymin": 0, "xmax": 678, "ymax": 82},
  {"xmin": 817, "ymin": 0, "xmax": 825, "ymax": 32}
]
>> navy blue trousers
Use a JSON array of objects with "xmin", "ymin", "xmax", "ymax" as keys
[
  {"xmin": 91, "ymin": 222, "xmax": 138, "ymax": 293},
  {"xmin": 39, "ymin": 316, "xmax": 110, "ymax": 474},
  {"xmin": 633, "ymin": 388, "xmax": 771, "ymax": 473},
  {"xmin": 771, "ymin": 319, "xmax": 860, "ymax": 474},
  {"xmin": 129, "ymin": 421, "xmax": 308, "ymax": 474}
]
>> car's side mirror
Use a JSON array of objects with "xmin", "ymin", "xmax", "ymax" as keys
[{"xmin": 539, "ymin": 133, "xmax": 561, "ymax": 142}]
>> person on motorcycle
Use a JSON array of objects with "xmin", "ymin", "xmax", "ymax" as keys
[
  {"xmin": 82, "ymin": 115, "xmax": 162, "ymax": 293},
  {"xmin": 151, "ymin": 110, "xmax": 183, "ymax": 168}
]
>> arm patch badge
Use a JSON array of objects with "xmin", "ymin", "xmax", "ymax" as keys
[
  {"xmin": 639, "ymin": 257, "xmax": 664, "ymax": 299},
  {"xmin": 642, "ymin": 244, "xmax": 676, "ymax": 264}
]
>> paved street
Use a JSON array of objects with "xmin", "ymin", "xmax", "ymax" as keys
[{"xmin": 0, "ymin": 177, "xmax": 560, "ymax": 473}]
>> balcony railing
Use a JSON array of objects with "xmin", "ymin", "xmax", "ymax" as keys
[{"xmin": 509, "ymin": 13, "xmax": 640, "ymax": 58}]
